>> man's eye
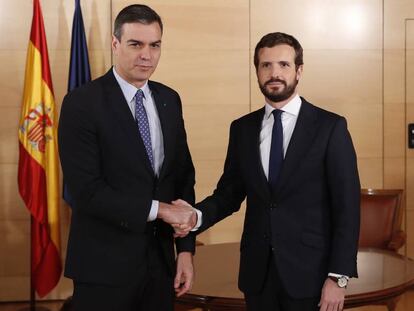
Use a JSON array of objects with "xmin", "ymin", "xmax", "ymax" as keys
[{"xmin": 151, "ymin": 43, "xmax": 161, "ymax": 48}]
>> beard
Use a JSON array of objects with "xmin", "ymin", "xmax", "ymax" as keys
[{"xmin": 259, "ymin": 77, "xmax": 299, "ymax": 103}]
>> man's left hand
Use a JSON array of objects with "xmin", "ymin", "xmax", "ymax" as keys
[
  {"xmin": 318, "ymin": 278, "xmax": 345, "ymax": 311},
  {"xmin": 174, "ymin": 252, "xmax": 194, "ymax": 297}
]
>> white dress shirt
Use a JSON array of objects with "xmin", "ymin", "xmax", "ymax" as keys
[
  {"xmin": 260, "ymin": 94, "xmax": 301, "ymax": 179},
  {"xmin": 113, "ymin": 67, "xmax": 163, "ymax": 221}
]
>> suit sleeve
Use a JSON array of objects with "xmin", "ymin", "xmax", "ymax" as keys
[
  {"xmin": 195, "ymin": 121, "xmax": 247, "ymax": 233},
  {"xmin": 325, "ymin": 117, "xmax": 360, "ymax": 277},
  {"xmin": 58, "ymin": 91, "xmax": 152, "ymax": 233},
  {"xmin": 172, "ymin": 94, "xmax": 197, "ymax": 253}
]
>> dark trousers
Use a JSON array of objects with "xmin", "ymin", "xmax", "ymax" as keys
[
  {"xmin": 72, "ymin": 235, "xmax": 174, "ymax": 311},
  {"xmin": 245, "ymin": 253, "xmax": 320, "ymax": 311}
]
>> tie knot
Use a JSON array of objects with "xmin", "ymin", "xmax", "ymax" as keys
[
  {"xmin": 272, "ymin": 109, "xmax": 283, "ymax": 120},
  {"xmin": 136, "ymin": 89, "xmax": 144, "ymax": 101}
]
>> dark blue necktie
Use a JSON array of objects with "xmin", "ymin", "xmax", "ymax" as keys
[
  {"xmin": 268, "ymin": 109, "xmax": 284, "ymax": 189},
  {"xmin": 135, "ymin": 89, "xmax": 154, "ymax": 170}
]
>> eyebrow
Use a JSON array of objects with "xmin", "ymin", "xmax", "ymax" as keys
[{"xmin": 126, "ymin": 39, "xmax": 162, "ymax": 45}]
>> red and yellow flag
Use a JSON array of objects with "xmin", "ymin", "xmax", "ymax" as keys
[{"xmin": 18, "ymin": 0, "xmax": 61, "ymax": 297}]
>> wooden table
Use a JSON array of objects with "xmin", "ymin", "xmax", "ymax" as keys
[{"xmin": 176, "ymin": 243, "xmax": 414, "ymax": 310}]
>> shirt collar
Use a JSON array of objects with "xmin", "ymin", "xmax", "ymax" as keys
[
  {"xmin": 264, "ymin": 94, "xmax": 302, "ymax": 120},
  {"xmin": 112, "ymin": 66, "xmax": 151, "ymax": 103}
]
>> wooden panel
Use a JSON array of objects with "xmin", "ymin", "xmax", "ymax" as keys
[
  {"xmin": 406, "ymin": 209, "xmax": 414, "ymax": 258},
  {"xmin": 0, "ymin": 1, "xmax": 32, "ymax": 50},
  {"xmin": 407, "ymin": 23, "xmax": 414, "ymax": 148},
  {"xmin": 406, "ymin": 22, "xmax": 414, "ymax": 216},
  {"xmin": 185, "ymin": 105, "xmax": 249, "ymax": 162},
  {"xmin": 250, "ymin": 0, "xmax": 382, "ymax": 50},
  {"xmin": 152, "ymin": 50, "xmax": 249, "ymax": 106},
  {"xmin": 357, "ymin": 157, "xmax": 383, "ymax": 189},
  {"xmin": 0, "ymin": 108, "xmax": 19, "ymax": 164},
  {"xmin": 384, "ymin": 0, "xmax": 414, "ymax": 49},
  {"xmin": 0, "ymin": 165, "xmax": 26, "ymax": 220},
  {"xmin": 0, "ymin": 219, "xmax": 29, "ymax": 277},
  {"xmin": 113, "ymin": 0, "xmax": 249, "ymax": 51},
  {"xmin": 0, "ymin": 52, "xmax": 27, "ymax": 108},
  {"xmin": 384, "ymin": 101, "xmax": 406, "ymax": 158},
  {"xmin": 42, "ymin": 0, "xmax": 111, "ymax": 51},
  {"xmin": 384, "ymin": 157, "xmax": 405, "ymax": 189},
  {"xmin": 194, "ymin": 160, "xmax": 226, "ymax": 199},
  {"xmin": 299, "ymin": 50, "xmax": 382, "ymax": 107},
  {"xmin": 384, "ymin": 50, "xmax": 405, "ymax": 104}
]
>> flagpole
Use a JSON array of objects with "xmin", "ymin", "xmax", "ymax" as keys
[
  {"xmin": 30, "ymin": 216, "xmax": 35, "ymax": 311},
  {"xmin": 17, "ymin": 217, "xmax": 50, "ymax": 311},
  {"xmin": 110, "ymin": 0, "xmax": 113, "ymax": 66}
]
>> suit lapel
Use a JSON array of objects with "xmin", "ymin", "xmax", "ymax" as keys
[
  {"xmin": 273, "ymin": 99, "xmax": 318, "ymax": 196},
  {"xmin": 149, "ymin": 81, "xmax": 172, "ymax": 181},
  {"xmin": 248, "ymin": 108, "xmax": 272, "ymax": 201},
  {"xmin": 102, "ymin": 70, "xmax": 154, "ymax": 175}
]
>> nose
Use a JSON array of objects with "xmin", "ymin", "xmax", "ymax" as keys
[
  {"xmin": 139, "ymin": 45, "xmax": 150, "ymax": 60},
  {"xmin": 270, "ymin": 66, "xmax": 281, "ymax": 79}
]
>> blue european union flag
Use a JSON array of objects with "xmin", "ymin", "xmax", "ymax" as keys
[
  {"xmin": 63, "ymin": 0, "xmax": 91, "ymax": 205},
  {"xmin": 68, "ymin": 0, "xmax": 91, "ymax": 92}
]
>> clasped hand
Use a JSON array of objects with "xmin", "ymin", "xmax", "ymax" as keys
[{"xmin": 158, "ymin": 199, "xmax": 196, "ymax": 238}]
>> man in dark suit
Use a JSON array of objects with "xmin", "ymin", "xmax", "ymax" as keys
[
  {"xmin": 58, "ymin": 4, "xmax": 198, "ymax": 311},
  {"xmin": 177, "ymin": 32, "xmax": 360, "ymax": 311}
]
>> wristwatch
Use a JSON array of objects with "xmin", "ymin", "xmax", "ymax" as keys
[{"xmin": 328, "ymin": 275, "xmax": 348, "ymax": 288}]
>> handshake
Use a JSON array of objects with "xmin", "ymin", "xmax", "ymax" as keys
[{"xmin": 158, "ymin": 199, "xmax": 198, "ymax": 238}]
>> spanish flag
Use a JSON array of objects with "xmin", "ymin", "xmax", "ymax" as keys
[{"xmin": 18, "ymin": 0, "xmax": 61, "ymax": 297}]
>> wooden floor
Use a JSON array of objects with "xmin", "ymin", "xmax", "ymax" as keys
[{"xmin": 0, "ymin": 291, "xmax": 414, "ymax": 311}]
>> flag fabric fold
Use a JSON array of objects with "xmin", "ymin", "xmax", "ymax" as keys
[
  {"xmin": 68, "ymin": 0, "xmax": 91, "ymax": 92},
  {"xmin": 63, "ymin": 0, "xmax": 91, "ymax": 204},
  {"xmin": 18, "ymin": 0, "xmax": 61, "ymax": 297}
]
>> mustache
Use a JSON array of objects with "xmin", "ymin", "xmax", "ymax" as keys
[{"xmin": 264, "ymin": 78, "xmax": 286, "ymax": 87}]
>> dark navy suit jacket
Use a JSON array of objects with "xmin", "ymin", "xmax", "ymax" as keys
[
  {"xmin": 59, "ymin": 69, "xmax": 195, "ymax": 285},
  {"xmin": 196, "ymin": 98, "xmax": 360, "ymax": 299}
]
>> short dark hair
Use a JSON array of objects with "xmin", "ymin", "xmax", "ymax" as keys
[
  {"xmin": 113, "ymin": 4, "xmax": 163, "ymax": 41},
  {"xmin": 254, "ymin": 32, "xmax": 303, "ymax": 71}
]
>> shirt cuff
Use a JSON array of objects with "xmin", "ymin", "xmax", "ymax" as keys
[
  {"xmin": 328, "ymin": 272, "xmax": 349, "ymax": 279},
  {"xmin": 147, "ymin": 200, "xmax": 159, "ymax": 222},
  {"xmin": 191, "ymin": 208, "xmax": 202, "ymax": 231}
]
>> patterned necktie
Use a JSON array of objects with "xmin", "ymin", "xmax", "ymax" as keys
[
  {"xmin": 135, "ymin": 89, "xmax": 154, "ymax": 170},
  {"xmin": 268, "ymin": 109, "xmax": 284, "ymax": 189}
]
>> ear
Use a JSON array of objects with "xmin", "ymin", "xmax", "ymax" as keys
[
  {"xmin": 111, "ymin": 35, "xmax": 119, "ymax": 53},
  {"xmin": 296, "ymin": 64, "xmax": 303, "ymax": 80}
]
